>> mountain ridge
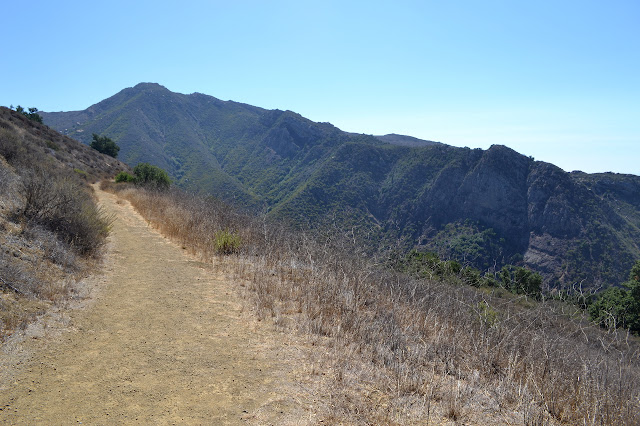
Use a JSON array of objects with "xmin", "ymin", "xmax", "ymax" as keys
[{"xmin": 41, "ymin": 83, "xmax": 640, "ymax": 289}]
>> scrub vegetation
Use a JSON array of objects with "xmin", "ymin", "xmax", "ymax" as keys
[
  {"xmin": 0, "ymin": 107, "xmax": 126, "ymax": 340},
  {"xmin": 103, "ymin": 180, "xmax": 640, "ymax": 425},
  {"xmin": 115, "ymin": 163, "xmax": 171, "ymax": 189}
]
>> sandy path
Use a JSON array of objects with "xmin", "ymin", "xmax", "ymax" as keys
[{"xmin": 0, "ymin": 187, "xmax": 314, "ymax": 424}]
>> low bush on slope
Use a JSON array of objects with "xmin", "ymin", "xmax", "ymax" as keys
[
  {"xmin": 0, "ymin": 108, "xmax": 117, "ymax": 340},
  {"xmin": 105, "ymin": 181, "xmax": 640, "ymax": 425}
]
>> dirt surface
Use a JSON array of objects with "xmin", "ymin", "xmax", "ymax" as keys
[{"xmin": 0, "ymin": 187, "xmax": 317, "ymax": 424}]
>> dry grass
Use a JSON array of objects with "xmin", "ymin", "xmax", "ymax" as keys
[
  {"xmin": 0, "ymin": 106, "xmax": 129, "ymax": 182},
  {"xmin": 108, "ymin": 182, "xmax": 640, "ymax": 425},
  {"xmin": 0, "ymin": 176, "xmax": 95, "ymax": 340},
  {"xmin": 0, "ymin": 110, "xmax": 116, "ymax": 341}
]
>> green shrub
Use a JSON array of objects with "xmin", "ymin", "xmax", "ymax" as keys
[
  {"xmin": 213, "ymin": 230, "xmax": 242, "ymax": 255},
  {"xmin": 89, "ymin": 133, "xmax": 120, "ymax": 158},
  {"xmin": 132, "ymin": 163, "xmax": 171, "ymax": 189},
  {"xmin": 461, "ymin": 266, "xmax": 482, "ymax": 287},
  {"xmin": 477, "ymin": 301, "xmax": 499, "ymax": 327},
  {"xmin": 589, "ymin": 287, "xmax": 633, "ymax": 331},
  {"xmin": 589, "ymin": 260, "xmax": 640, "ymax": 333},
  {"xmin": 46, "ymin": 140, "xmax": 60, "ymax": 151},
  {"xmin": 500, "ymin": 265, "xmax": 542, "ymax": 299},
  {"xmin": 115, "ymin": 171, "xmax": 135, "ymax": 183}
]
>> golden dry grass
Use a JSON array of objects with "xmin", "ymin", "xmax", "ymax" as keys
[
  {"xmin": 107, "ymin": 182, "xmax": 640, "ymax": 425},
  {"xmin": 0, "ymin": 109, "xmax": 117, "ymax": 341}
]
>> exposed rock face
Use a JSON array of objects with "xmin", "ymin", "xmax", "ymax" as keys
[{"xmin": 41, "ymin": 83, "xmax": 640, "ymax": 288}]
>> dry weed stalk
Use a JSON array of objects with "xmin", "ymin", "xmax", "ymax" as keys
[{"xmin": 110, "ymin": 183, "xmax": 640, "ymax": 425}]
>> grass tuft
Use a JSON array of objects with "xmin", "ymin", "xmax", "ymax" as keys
[{"xmin": 213, "ymin": 230, "xmax": 242, "ymax": 255}]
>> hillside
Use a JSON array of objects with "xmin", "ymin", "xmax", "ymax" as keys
[
  {"xmin": 3, "ymin": 101, "xmax": 638, "ymax": 422},
  {"xmin": 0, "ymin": 106, "xmax": 128, "ymax": 339},
  {"xmin": 42, "ymin": 83, "xmax": 640, "ymax": 288},
  {"xmin": 1, "ymin": 106, "xmax": 127, "ymax": 180},
  {"xmin": 94, "ymin": 181, "xmax": 640, "ymax": 424}
]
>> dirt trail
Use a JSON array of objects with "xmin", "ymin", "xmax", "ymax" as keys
[{"xmin": 0, "ymin": 187, "xmax": 315, "ymax": 424}]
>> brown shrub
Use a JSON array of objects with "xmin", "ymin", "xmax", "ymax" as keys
[{"xmin": 18, "ymin": 168, "xmax": 113, "ymax": 255}]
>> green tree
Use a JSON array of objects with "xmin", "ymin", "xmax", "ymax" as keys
[
  {"xmin": 499, "ymin": 265, "xmax": 542, "ymax": 299},
  {"xmin": 27, "ymin": 107, "xmax": 43, "ymax": 123},
  {"xmin": 89, "ymin": 133, "xmax": 120, "ymax": 158},
  {"xmin": 133, "ymin": 163, "xmax": 171, "ymax": 189},
  {"xmin": 13, "ymin": 105, "xmax": 43, "ymax": 123},
  {"xmin": 623, "ymin": 260, "xmax": 640, "ymax": 332},
  {"xmin": 589, "ymin": 260, "xmax": 640, "ymax": 333}
]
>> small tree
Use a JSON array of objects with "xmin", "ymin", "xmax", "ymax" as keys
[
  {"xmin": 13, "ymin": 105, "xmax": 43, "ymax": 123},
  {"xmin": 133, "ymin": 163, "xmax": 171, "ymax": 189},
  {"xmin": 27, "ymin": 107, "xmax": 43, "ymax": 123},
  {"xmin": 89, "ymin": 133, "xmax": 120, "ymax": 158},
  {"xmin": 499, "ymin": 265, "xmax": 542, "ymax": 299},
  {"xmin": 589, "ymin": 260, "xmax": 640, "ymax": 333},
  {"xmin": 623, "ymin": 260, "xmax": 640, "ymax": 332}
]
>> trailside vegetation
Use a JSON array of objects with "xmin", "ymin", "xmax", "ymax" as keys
[
  {"xmin": 0, "ymin": 107, "xmax": 120, "ymax": 340},
  {"xmin": 589, "ymin": 260, "xmax": 640, "ymax": 333},
  {"xmin": 395, "ymin": 249, "xmax": 543, "ymax": 300},
  {"xmin": 102, "ymin": 181, "xmax": 640, "ymax": 425},
  {"xmin": 18, "ymin": 167, "xmax": 112, "ymax": 255},
  {"xmin": 114, "ymin": 164, "xmax": 171, "ymax": 189},
  {"xmin": 132, "ymin": 163, "xmax": 171, "ymax": 188}
]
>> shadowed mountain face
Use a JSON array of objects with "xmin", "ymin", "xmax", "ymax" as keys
[{"xmin": 42, "ymin": 83, "xmax": 640, "ymax": 288}]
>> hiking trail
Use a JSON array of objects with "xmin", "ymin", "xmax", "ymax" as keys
[{"xmin": 0, "ymin": 186, "xmax": 316, "ymax": 424}]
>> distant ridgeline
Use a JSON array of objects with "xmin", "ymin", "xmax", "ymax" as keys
[{"xmin": 42, "ymin": 83, "xmax": 640, "ymax": 289}]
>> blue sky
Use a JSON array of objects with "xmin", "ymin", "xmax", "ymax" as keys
[{"xmin": 2, "ymin": 0, "xmax": 639, "ymax": 175}]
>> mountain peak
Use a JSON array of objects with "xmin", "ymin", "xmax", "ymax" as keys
[{"xmin": 132, "ymin": 82, "xmax": 168, "ymax": 91}]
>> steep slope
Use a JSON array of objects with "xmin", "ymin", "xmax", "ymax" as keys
[
  {"xmin": 0, "ymin": 106, "xmax": 128, "ymax": 180},
  {"xmin": 0, "ymin": 106, "xmax": 129, "ymax": 339},
  {"xmin": 42, "ymin": 84, "xmax": 640, "ymax": 288},
  {"xmin": 272, "ymin": 142, "xmax": 640, "ymax": 288},
  {"xmin": 43, "ymin": 83, "xmax": 259, "ymax": 205}
]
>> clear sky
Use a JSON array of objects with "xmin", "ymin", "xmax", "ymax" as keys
[{"xmin": 2, "ymin": 0, "xmax": 638, "ymax": 175}]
